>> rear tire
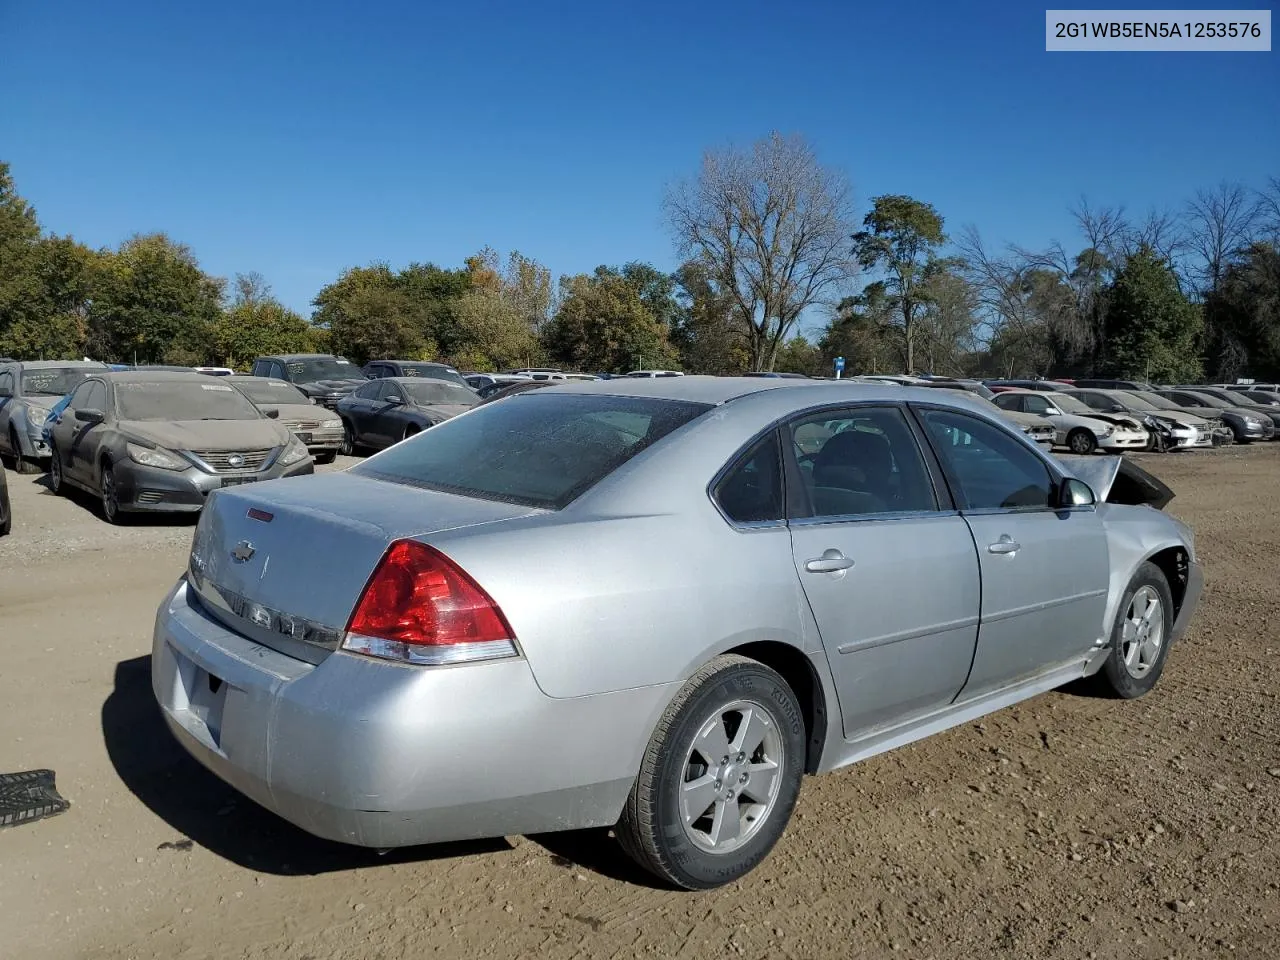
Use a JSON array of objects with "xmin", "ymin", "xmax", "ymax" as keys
[
  {"xmin": 315, "ymin": 450, "xmax": 337, "ymax": 465},
  {"xmin": 1092, "ymin": 561, "xmax": 1174, "ymax": 699},
  {"xmin": 616, "ymin": 655, "xmax": 806, "ymax": 890},
  {"xmin": 1066, "ymin": 428, "xmax": 1097, "ymax": 455},
  {"xmin": 403, "ymin": 425, "xmax": 420, "ymax": 441}
]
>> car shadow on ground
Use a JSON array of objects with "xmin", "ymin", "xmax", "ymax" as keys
[{"xmin": 102, "ymin": 655, "xmax": 511, "ymax": 876}]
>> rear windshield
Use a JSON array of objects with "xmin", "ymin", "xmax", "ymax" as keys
[
  {"xmin": 399, "ymin": 381, "xmax": 477, "ymax": 406},
  {"xmin": 115, "ymin": 380, "xmax": 262, "ymax": 421},
  {"xmin": 353, "ymin": 393, "xmax": 711, "ymax": 508},
  {"xmin": 233, "ymin": 379, "xmax": 309, "ymax": 405}
]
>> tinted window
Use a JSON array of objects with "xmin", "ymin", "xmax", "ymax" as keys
[
  {"xmin": 790, "ymin": 407, "xmax": 937, "ymax": 518},
  {"xmin": 352, "ymin": 381, "xmax": 381, "ymax": 400},
  {"xmin": 921, "ymin": 409, "xmax": 1053, "ymax": 511},
  {"xmin": 285, "ymin": 358, "xmax": 357, "ymax": 382},
  {"xmin": 1022, "ymin": 394, "xmax": 1053, "ymax": 415},
  {"xmin": 67, "ymin": 381, "xmax": 94, "ymax": 407},
  {"xmin": 354, "ymin": 393, "xmax": 710, "ymax": 509},
  {"xmin": 84, "ymin": 380, "xmax": 107, "ymax": 411},
  {"xmin": 251, "ymin": 360, "xmax": 269, "ymax": 377},
  {"xmin": 114, "ymin": 380, "xmax": 261, "ymax": 421},
  {"xmin": 992, "ymin": 393, "xmax": 1022, "ymax": 412},
  {"xmin": 0, "ymin": 372, "xmax": 12, "ymax": 396},
  {"xmin": 715, "ymin": 433, "xmax": 784, "ymax": 523}
]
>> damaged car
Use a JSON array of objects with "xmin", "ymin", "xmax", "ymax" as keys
[
  {"xmin": 993, "ymin": 389, "xmax": 1149, "ymax": 454},
  {"xmin": 153, "ymin": 378, "xmax": 1201, "ymax": 890},
  {"xmin": 0, "ymin": 360, "xmax": 108, "ymax": 473},
  {"xmin": 48, "ymin": 371, "xmax": 314, "ymax": 523}
]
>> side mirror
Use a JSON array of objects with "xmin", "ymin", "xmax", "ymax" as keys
[
  {"xmin": 385, "ymin": 394, "xmax": 404, "ymax": 405},
  {"xmin": 262, "ymin": 407, "xmax": 280, "ymax": 419},
  {"xmin": 1058, "ymin": 477, "xmax": 1096, "ymax": 508},
  {"xmin": 75, "ymin": 408, "xmax": 105, "ymax": 424},
  {"xmin": 1109, "ymin": 404, "xmax": 1126, "ymax": 413}
]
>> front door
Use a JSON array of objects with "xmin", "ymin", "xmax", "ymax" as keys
[
  {"xmin": 783, "ymin": 405, "xmax": 982, "ymax": 738},
  {"xmin": 917, "ymin": 407, "xmax": 1110, "ymax": 697}
]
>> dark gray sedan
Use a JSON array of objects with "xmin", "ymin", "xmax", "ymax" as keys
[
  {"xmin": 47, "ymin": 371, "xmax": 314, "ymax": 523},
  {"xmin": 336, "ymin": 377, "xmax": 477, "ymax": 454}
]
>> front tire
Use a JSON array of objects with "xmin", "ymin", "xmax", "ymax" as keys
[
  {"xmin": 1093, "ymin": 561, "xmax": 1174, "ymax": 699},
  {"xmin": 48, "ymin": 446, "xmax": 65, "ymax": 495},
  {"xmin": 10, "ymin": 429, "xmax": 38, "ymax": 474},
  {"xmin": 340, "ymin": 420, "xmax": 357, "ymax": 457},
  {"xmin": 1067, "ymin": 428, "xmax": 1097, "ymax": 455},
  {"xmin": 315, "ymin": 450, "xmax": 337, "ymax": 465},
  {"xmin": 616, "ymin": 655, "xmax": 806, "ymax": 890},
  {"xmin": 100, "ymin": 461, "xmax": 124, "ymax": 525}
]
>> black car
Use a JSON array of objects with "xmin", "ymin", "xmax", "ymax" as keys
[
  {"xmin": 249, "ymin": 353, "xmax": 367, "ymax": 410},
  {"xmin": 336, "ymin": 377, "xmax": 479, "ymax": 454},
  {"xmin": 473, "ymin": 379, "xmax": 557, "ymax": 406},
  {"xmin": 0, "ymin": 464, "xmax": 11, "ymax": 536},
  {"xmin": 1073, "ymin": 378, "xmax": 1157, "ymax": 391},
  {"xmin": 362, "ymin": 359, "xmax": 470, "ymax": 389},
  {"xmin": 987, "ymin": 379, "xmax": 1069, "ymax": 392}
]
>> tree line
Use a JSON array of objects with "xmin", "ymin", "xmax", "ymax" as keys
[{"xmin": 2, "ymin": 143, "xmax": 1277, "ymax": 382}]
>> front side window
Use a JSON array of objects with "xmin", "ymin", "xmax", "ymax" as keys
[
  {"xmin": 353, "ymin": 393, "xmax": 710, "ymax": 509},
  {"xmin": 992, "ymin": 393, "xmax": 1022, "ymax": 412},
  {"xmin": 714, "ymin": 432, "xmax": 784, "ymax": 524},
  {"xmin": 1022, "ymin": 395, "xmax": 1053, "ymax": 415},
  {"xmin": 401, "ymin": 381, "xmax": 477, "ymax": 406},
  {"xmin": 789, "ymin": 407, "xmax": 937, "ymax": 518},
  {"xmin": 84, "ymin": 380, "xmax": 108, "ymax": 412},
  {"xmin": 921, "ymin": 409, "xmax": 1054, "ymax": 511}
]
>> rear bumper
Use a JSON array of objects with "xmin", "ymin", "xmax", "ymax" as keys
[
  {"xmin": 117, "ymin": 459, "xmax": 315, "ymax": 513},
  {"xmin": 151, "ymin": 579, "xmax": 673, "ymax": 847}
]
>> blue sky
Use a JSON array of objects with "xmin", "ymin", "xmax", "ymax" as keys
[{"xmin": 3, "ymin": 0, "xmax": 1276, "ymax": 324}]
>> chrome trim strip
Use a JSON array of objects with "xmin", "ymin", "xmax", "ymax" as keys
[
  {"xmin": 835, "ymin": 614, "xmax": 980, "ymax": 655},
  {"xmin": 977, "ymin": 588, "xmax": 1109, "ymax": 625}
]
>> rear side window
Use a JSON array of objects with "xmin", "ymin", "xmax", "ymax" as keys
[
  {"xmin": 354, "ymin": 393, "xmax": 711, "ymax": 509},
  {"xmin": 714, "ymin": 433, "xmax": 784, "ymax": 524}
]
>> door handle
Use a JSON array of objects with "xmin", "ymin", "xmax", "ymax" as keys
[
  {"xmin": 988, "ymin": 535, "xmax": 1021, "ymax": 555},
  {"xmin": 804, "ymin": 550, "xmax": 855, "ymax": 574}
]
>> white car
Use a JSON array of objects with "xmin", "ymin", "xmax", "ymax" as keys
[
  {"xmin": 624, "ymin": 369, "xmax": 685, "ymax": 378},
  {"xmin": 994, "ymin": 389, "xmax": 1149, "ymax": 454}
]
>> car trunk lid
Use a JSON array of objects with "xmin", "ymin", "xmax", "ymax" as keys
[{"xmin": 186, "ymin": 472, "xmax": 540, "ymax": 664}]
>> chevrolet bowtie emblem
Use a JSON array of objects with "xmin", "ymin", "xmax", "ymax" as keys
[{"xmin": 231, "ymin": 540, "xmax": 256, "ymax": 563}]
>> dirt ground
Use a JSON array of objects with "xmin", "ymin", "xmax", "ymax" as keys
[{"xmin": 2, "ymin": 447, "xmax": 1278, "ymax": 960}]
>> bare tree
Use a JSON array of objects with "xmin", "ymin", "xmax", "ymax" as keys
[
  {"xmin": 665, "ymin": 133, "xmax": 856, "ymax": 371},
  {"xmin": 1257, "ymin": 176, "xmax": 1280, "ymax": 245},
  {"xmin": 1184, "ymin": 182, "xmax": 1261, "ymax": 296}
]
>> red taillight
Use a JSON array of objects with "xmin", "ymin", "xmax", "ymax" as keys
[{"xmin": 342, "ymin": 540, "xmax": 516, "ymax": 665}]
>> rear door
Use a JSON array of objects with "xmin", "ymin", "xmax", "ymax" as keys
[
  {"xmin": 917, "ymin": 406, "xmax": 1109, "ymax": 697},
  {"xmin": 783, "ymin": 405, "xmax": 981, "ymax": 738}
]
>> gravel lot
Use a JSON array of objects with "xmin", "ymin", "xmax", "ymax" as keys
[{"xmin": 1, "ymin": 448, "xmax": 1278, "ymax": 960}]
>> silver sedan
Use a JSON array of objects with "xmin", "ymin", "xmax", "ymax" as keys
[{"xmin": 152, "ymin": 378, "xmax": 1203, "ymax": 889}]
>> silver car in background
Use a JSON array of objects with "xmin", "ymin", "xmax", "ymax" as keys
[
  {"xmin": 153, "ymin": 378, "xmax": 1202, "ymax": 889},
  {"xmin": 0, "ymin": 359, "xmax": 108, "ymax": 472}
]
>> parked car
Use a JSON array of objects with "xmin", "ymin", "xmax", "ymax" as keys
[
  {"xmin": 249, "ymin": 354, "xmax": 367, "ymax": 410},
  {"xmin": 1073, "ymin": 379, "xmax": 1157, "ymax": 392},
  {"xmin": 47, "ymin": 371, "xmax": 314, "ymax": 523},
  {"xmin": 1236, "ymin": 389, "xmax": 1280, "ymax": 406},
  {"xmin": 362, "ymin": 360, "xmax": 470, "ymax": 389},
  {"xmin": 1064, "ymin": 389, "xmax": 1213, "ymax": 449},
  {"xmin": 624, "ymin": 369, "xmax": 685, "ymax": 378},
  {"xmin": 1175, "ymin": 386, "xmax": 1280, "ymax": 431},
  {"xmin": 0, "ymin": 464, "xmax": 10, "ymax": 536},
  {"xmin": 1124, "ymin": 391, "xmax": 1235, "ymax": 446},
  {"xmin": 1154, "ymin": 389, "xmax": 1275, "ymax": 443},
  {"xmin": 473, "ymin": 379, "xmax": 557, "ymax": 405},
  {"xmin": 910, "ymin": 379, "xmax": 1057, "ymax": 447},
  {"xmin": 195, "ymin": 367, "xmax": 235, "ymax": 376},
  {"xmin": 151, "ymin": 377, "xmax": 1203, "ymax": 889},
  {"xmin": 336, "ymin": 377, "xmax": 478, "ymax": 454},
  {"xmin": 464, "ymin": 373, "xmax": 532, "ymax": 396},
  {"xmin": 993, "ymin": 389, "xmax": 1149, "ymax": 454},
  {"xmin": 0, "ymin": 360, "xmax": 108, "ymax": 473},
  {"xmin": 987, "ymin": 379, "xmax": 1070, "ymax": 392},
  {"xmin": 225, "ymin": 376, "xmax": 344, "ymax": 463},
  {"xmin": 1225, "ymin": 383, "xmax": 1280, "ymax": 395}
]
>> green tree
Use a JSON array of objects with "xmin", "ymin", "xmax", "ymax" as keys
[
  {"xmin": 0, "ymin": 162, "xmax": 43, "ymax": 347},
  {"xmin": 313, "ymin": 264, "xmax": 433, "ymax": 364},
  {"xmin": 820, "ymin": 283, "xmax": 897, "ymax": 374},
  {"xmin": 88, "ymin": 233, "xmax": 224, "ymax": 363},
  {"xmin": 544, "ymin": 268, "xmax": 678, "ymax": 373},
  {"xmin": 666, "ymin": 133, "xmax": 856, "ymax": 371},
  {"xmin": 1203, "ymin": 242, "xmax": 1280, "ymax": 380},
  {"xmin": 671, "ymin": 261, "xmax": 749, "ymax": 375},
  {"xmin": 773, "ymin": 335, "xmax": 824, "ymax": 376},
  {"xmin": 213, "ymin": 273, "xmax": 318, "ymax": 367},
  {"xmin": 448, "ymin": 286, "xmax": 542, "ymax": 371},
  {"xmin": 852, "ymin": 195, "xmax": 947, "ymax": 373},
  {"xmin": 1101, "ymin": 245, "xmax": 1203, "ymax": 382}
]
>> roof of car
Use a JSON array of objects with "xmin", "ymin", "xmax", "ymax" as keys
[
  {"xmin": 380, "ymin": 376, "xmax": 473, "ymax": 385},
  {"xmin": 6, "ymin": 359, "xmax": 108, "ymax": 370},
  {"xmin": 372, "ymin": 360, "xmax": 454, "ymax": 367},
  {"xmin": 259, "ymin": 353, "xmax": 343, "ymax": 361},
  {"xmin": 97, "ymin": 371, "xmax": 211, "ymax": 384}
]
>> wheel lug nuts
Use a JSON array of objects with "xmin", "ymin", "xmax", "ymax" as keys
[
  {"xmin": 740, "ymin": 773, "xmax": 748, "ymax": 783},
  {"xmin": 737, "ymin": 752, "xmax": 745, "ymax": 762},
  {"xmin": 722, "ymin": 755, "xmax": 729, "ymax": 764},
  {"xmin": 726, "ymin": 790, "xmax": 735, "ymax": 799},
  {"xmin": 714, "ymin": 780, "xmax": 722, "ymax": 790}
]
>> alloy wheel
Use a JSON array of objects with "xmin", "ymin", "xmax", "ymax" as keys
[{"xmin": 1121, "ymin": 585, "xmax": 1165, "ymax": 679}]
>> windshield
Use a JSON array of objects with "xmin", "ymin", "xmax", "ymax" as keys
[
  {"xmin": 233, "ymin": 379, "xmax": 309, "ymax": 405},
  {"xmin": 1122, "ymin": 391, "xmax": 1179, "ymax": 411},
  {"xmin": 395, "ymin": 364, "xmax": 469, "ymax": 387},
  {"xmin": 285, "ymin": 358, "xmax": 359, "ymax": 382},
  {"xmin": 115, "ymin": 380, "xmax": 262, "ymax": 421},
  {"xmin": 1181, "ymin": 391, "xmax": 1230, "ymax": 408},
  {"xmin": 354, "ymin": 393, "xmax": 710, "ymax": 509},
  {"xmin": 1245, "ymin": 391, "xmax": 1280, "ymax": 404},
  {"xmin": 1051, "ymin": 394, "xmax": 1092, "ymax": 415},
  {"xmin": 1115, "ymin": 392, "xmax": 1161, "ymax": 412},
  {"xmin": 400, "ymin": 381, "xmax": 478, "ymax": 406},
  {"xmin": 21, "ymin": 367, "xmax": 95, "ymax": 397}
]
